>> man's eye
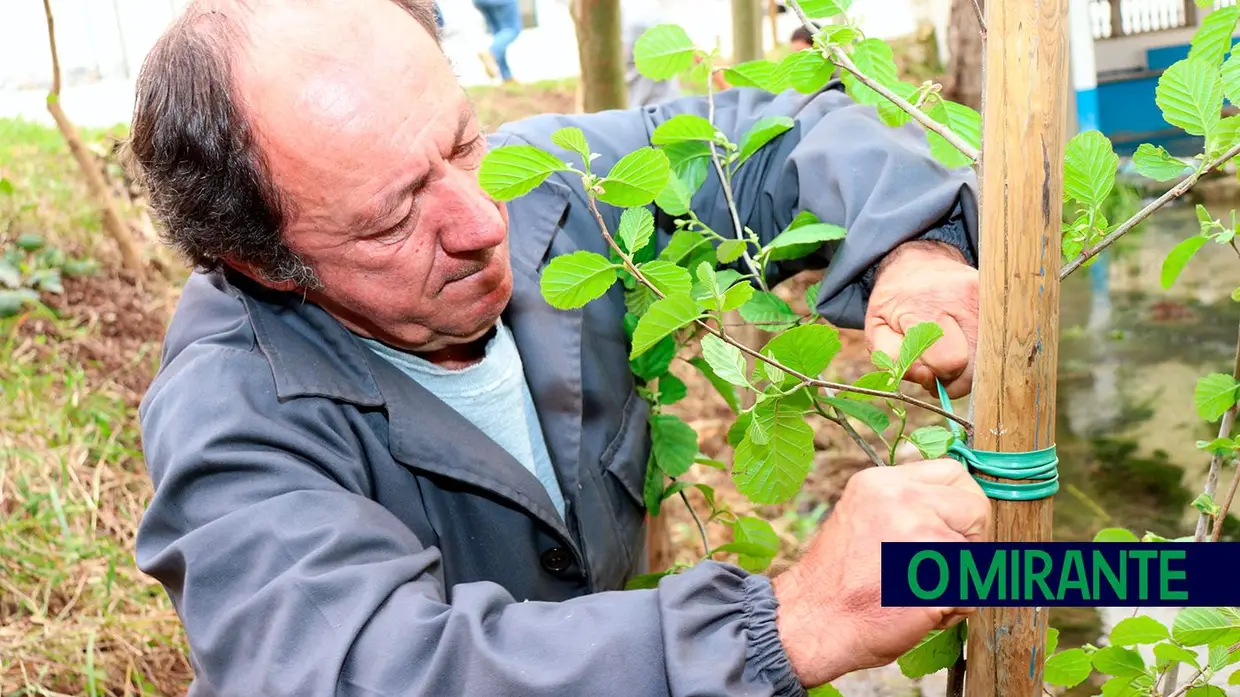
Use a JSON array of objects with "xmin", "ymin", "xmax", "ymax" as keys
[{"xmin": 453, "ymin": 135, "xmax": 485, "ymax": 162}]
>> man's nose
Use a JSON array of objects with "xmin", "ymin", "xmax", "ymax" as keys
[{"xmin": 432, "ymin": 169, "xmax": 506, "ymax": 254}]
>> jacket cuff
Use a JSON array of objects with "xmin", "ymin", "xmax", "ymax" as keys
[
  {"xmin": 744, "ymin": 574, "xmax": 809, "ymax": 697},
  {"xmin": 854, "ymin": 199, "xmax": 977, "ymax": 300}
]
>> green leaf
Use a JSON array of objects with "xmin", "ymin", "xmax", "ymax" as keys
[
  {"xmin": 643, "ymin": 453, "xmax": 665, "ymax": 514},
  {"xmin": 701, "ymin": 334, "xmax": 751, "ymax": 387},
  {"xmin": 1193, "ymin": 492, "xmax": 1222, "ymax": 516},
  {"xmin": 660, "ymin": 229, "xmax": 711, "ymax": 266},
  {"xmin": 798, "ymin": 0, "xmax": 851, "ymax": 19},
  {"xmin": 821, "ymin": 396, "xmax": 890, "ymax": 435},
  {"xmin": 626, "ymin": 284, "xmax": 657, "ymax": 317},
  {"xmin": 690, "ymin": 357, "xmax": 741, "ymax": 412},
  {"xmin": 897, "ymin": 322, "xmax": 944, "ymax": 376},
  {"xmin": 1160, "ymin": 235, "xmax": 1208, "ymax": 289},
  {"xmin": 924, "ymin": 100, "xmax": 981, "ymax": 169},
  {"xmin": 1091, "ymin": 646, "xmax": 1145, "ymax": 678},
  {"xmin": 660, "ymin": 141, "xmax": 712, "ymax": 193},
  {"xmin": 1109, "ymin": 616, "xmax": 1170, "ymax": 646},
  {"xmin": 728, "ymin": 516, "xmax": 780, "ymax": 571},
  {"xmin": 804, "ymin": 281, "xmax": 822, "ymax": 315},
  {"xmin": 739, "ymin": 291, "xmax": 800, "ymax": 331},
  {"xmin": 1223, "ymin": 51, "xmax": 1240, "ymax": 105},
  {"xmin": 733, "ymin": 398, "xmax": 814, "ymax": 504},
  {"xmin": 630, "ymin": 294, "xmax": 702, "ymax": 358},
  {"xmin": 761, "ymin": 323, "xmax": 842, "ymax": 379},
  {"xmin": 781, "ymin": 50, "xmax": 835, "ymax": 94},
  {"xmin": 551, "ymin": 127, "xmax": 590, "ymax": 164},
  {"xmin": 1186, "ymin": 686, "xmax": 1227, "ymax": 697},
  {"xmin": 1153, "ymin": 642, "xmax": 1200, "ymax": 670},
  {"xmin": 1188, "ymin": 6, "xmax": 1240, "ymax": 66},
  {"xmin": 15, "ymin": 233, "xmax": 45, "ymax": 252},
  {"xmin": 478, "ymin": 145, "xmax": 569, "ymax": 200},
  {"xmin": 539, "ymin": 250, "xmax": 618, "ymax": 309},
  {"xmin": 877, "ymin": 81, "xmax": 920, "ymax": 127},
  {"xmin": 1132, "ymin": 143, "xmax": 1189, "ymax": 181},
  {"xmin": 656, "ymin": 172, "xmax": 694, "ymax": 216},
  {"xmin": 618, "ymin": 207, "xmax": 655, "ymax": 254},
  {"xmin": 1063, "ymin": 130, "xmax": 1119, "ymax": 206},
  {"xmin": 639, "ymin": 260, "xmax": 693, "ymax": 297},
  {"xmin": 650, "ymin": 414, "xmax": 699, "ymax": 476},
  {"xmin": 1197, "ymin": 437, "xmax": 1240, "ymax": 454},
  {"xmin": 846, "ymin": 370, "xmax": 897, "ymax": 398},
  {"xmin": 0, "ymin": 178, "xmax": 13, "ymax": 195},
  {"xmin": 1100, "ymin": 674, "xmax": 1154, "ymax": 697},
  {"xmin": 599, "ymin": 147, "xmax": 671, "ymax": 207},
  {"xmin": 1194, "ymin": 373, "xmax": 1240, "ymax": 422},
  {"xmin": 723, "ymin": 60, "xmax": 789, "ymax": 93},
  {"xmin": 806, "ymin": 685, "xmax": 844, "ymax": 697},
  {"xmin": 906, "ymin": 426, "xmax": 955, "ymax": 459},
  {"xmin": 1232, "ymin": 670, "xmax": 1240, "ymax": 686},
  {"xmin": 1209, "ymin": 642, "xmax": 1239, "ymax": 671},
  {"xmin": 1046, "ymin": 627, "xmax": 1060, "ymax": 656},
  {"xmin": 0, "ymin": 260, "xmax": 19, "ymax": 289},
  {"xmin": 720, "ymin": 282, "xmax": 755, "ymax": 312},
  {"xmin": 1173, "ymin": 607, "xmax": 1237, "ymax": 646},
  {"xmin": 633, "ymin": 24, "xmax": 696, "ymax": 80},
  {"xmin": 1213, "ymin": 115, "xmax": 1240, "ymax": 155},
  {"xmin": 1155, "ymin": 58, "xmax": 1225, "ymax": 138},
  {"xmin": 1044, "ymin": 648, "xmax": 1093, "ymax": 688},
  {"xmin": 1094, "ymin": 527, "xmax": 1140, "ymax": 542},
  {"xmin": 841, "ymin": 39, "xmax": 899, "ymax": 107},
  {"xmin": 897, "ymin": 626, "xmax": 963, "ymax": 679},
  {"xmin": 765, "ymin": 222, "xmax": 847, "ymax": 253},
  {"xmin": 716, "ymin": 239, "xmax": 748, "ymax": 264},
  {"xmin": 658, "ymin": 374, "xmax": 688, "ymax": 404},
  {"xmin": 651, "ymin": 114, "xmax": 719, "ymax": 145},
  {"xmin": 0, "ymin": 289, "xmax": 37, "ymax": 318},
  {"xmin": 737, "ymin": 116, "xmax": 795, "ymax": 168}
]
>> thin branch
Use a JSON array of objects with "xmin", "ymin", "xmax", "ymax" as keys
[
  {"xmin": 1060, "ymin": 142, "xmax": 1240, "ymax": 279},
  {"xmin": 970, "ymin": 0, "xmax": 987, "ymax": 39},
  {"xmin": 705, "ymin": 59, "xmax": 768, "ymax": 292},
  {"xmin": 1210, "ymin": 462, "xmax": 1238, "ymax": 542},
  {"xmin": 815, "ymin": 402, "xmax": 887, "ymax": 467},
  {"xmin": 784, "ymin": 0, "xmax": 980, "ymax": 164},
  {"xmin": 681, "ymin": 490, "xmax": 712, "ymax": 557},
  {"xmin": 1166, "ymin": 666, "xmax": 1206, "ymax": 697},
  {"xmin": 1193, "ymin": 315, "xmax": 1240, "ymax": 541},
  {"xmin": 585, "ymin": 196, "xmax": 975, "ymax": 432},
  {"xmin": 44, "ymin": 0, "xmax": 61, "ymax": 97}
]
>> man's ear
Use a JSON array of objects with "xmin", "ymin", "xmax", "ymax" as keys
[{"xmin": 221, "ymin": 257, "xmax": 301, "ymax": 293}]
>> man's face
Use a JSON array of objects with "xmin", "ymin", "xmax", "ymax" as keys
[{"xmin": 237, "ymin": 0, "xmax": 511, "ymax": 353}]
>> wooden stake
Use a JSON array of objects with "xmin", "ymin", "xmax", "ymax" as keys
[
  {"xmin": 43, "ymin": 0, "xmax": 147, "ymax": 279},
  {"xmin": 964, "ymin": 0, "xmax": 1068, "ymax": 694}
]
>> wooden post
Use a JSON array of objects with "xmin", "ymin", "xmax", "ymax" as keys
[
  {"xmin": 732, "ymin": 0, "xmax": 765, "ymax": 63},
  {"xmin": 572, "ymin": 0, "xmax": 626, "ymax": 112},
  {"xmin": 964, "ymin": 0, "xmax": 1068, "ymax": 694}
]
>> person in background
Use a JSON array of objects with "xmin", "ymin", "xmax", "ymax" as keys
[
  {"xmin": 790, "ymin": 25, "xmax": 813, "ymax": 51},
  {"xmin": 473, "ymin": 0, "xmax": 522, "ymax": 82}
]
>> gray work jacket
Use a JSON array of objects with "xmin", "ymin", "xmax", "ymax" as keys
[{"xmin": 135, "ymin": 84, "xmax": 978, "ymax": 697}]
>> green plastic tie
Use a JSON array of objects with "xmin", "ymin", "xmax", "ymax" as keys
[{"xmin": 935, "ymin": 380, "xmax": 1059, "ymax": 501}]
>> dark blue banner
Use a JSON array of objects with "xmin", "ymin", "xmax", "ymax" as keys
[{"xmin": 881, "ymin": 543, "xmax": 1240, "ymax": 607}]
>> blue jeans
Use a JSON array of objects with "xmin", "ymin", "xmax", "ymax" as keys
[{"xmin": 473, "ymin": 0, "xmax": 522, "ymax": 81}]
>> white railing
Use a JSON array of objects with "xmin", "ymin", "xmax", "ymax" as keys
[{"xmin": 1090, "ymin": 0, "xmax": 1198, "ymax": 39}]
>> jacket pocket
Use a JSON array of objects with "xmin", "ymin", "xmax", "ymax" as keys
[{"xmin": 600, "ymin": 389, "xmax": 651, "ymax": 511}]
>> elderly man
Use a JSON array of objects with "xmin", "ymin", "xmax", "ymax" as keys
[{"xmin": 128, "ymin": 1, "xmax": 988, "ymax": 695}]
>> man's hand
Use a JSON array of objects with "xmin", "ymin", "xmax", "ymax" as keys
[
  {"xmin": 864, "ymin": 241, "xmax": 979, "ymax": 398},
  {"xmin": 772, "ymin": 461, "xmax": 991, "ymax": 687}
]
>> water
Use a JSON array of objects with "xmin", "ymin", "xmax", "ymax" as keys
[{"xmin": 1052, "ymin": 200, "xmax": 1239, "ymax": 692}]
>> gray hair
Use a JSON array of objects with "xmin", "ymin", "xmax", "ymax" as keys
[{"xmin": 124, "ymin": 0, "xmax": 442, "ymax": 287}]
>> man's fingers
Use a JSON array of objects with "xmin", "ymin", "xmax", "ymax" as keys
[
  {"xmin": 922, "ymin": 484, "xmax": 992, "ymax": 542},
  {"xmin": 894, "ymin": 458, "xmax": 975, "ymax": 489},
  {"xmin": 866, "ymin": 322, "xmax": 905, "ymax": 366}
]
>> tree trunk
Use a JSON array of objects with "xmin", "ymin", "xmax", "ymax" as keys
[
  {"xmin": 572, "ymin": 0, "xmax": 626, "ymax": 113},
  {"xmin": 732, "ymin": 0, "xmax": 764, "ymax": 63},
  {"xmin": 943, "ymin": 0, "xmax": 985, "ymax": 110}
]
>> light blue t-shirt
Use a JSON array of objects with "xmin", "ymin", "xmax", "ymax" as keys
[{"xmin": 358, "ymin": 321, "xmax": 566, "ymax": 520}]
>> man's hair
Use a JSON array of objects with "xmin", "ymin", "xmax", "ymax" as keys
[
  {"xmin": 124, "ymin": 0, "xmax": 442, "ymax": 287},
  {"xmin": 790, "ymin": 26, "xmax": 813, "ymax": 45}
]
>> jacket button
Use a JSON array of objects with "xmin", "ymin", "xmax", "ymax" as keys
[{"xmin": 540, "ymin": 547, "xmax": 573, "ymax": 573}]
